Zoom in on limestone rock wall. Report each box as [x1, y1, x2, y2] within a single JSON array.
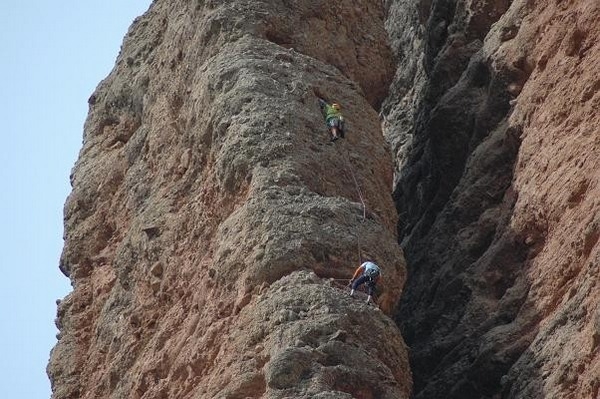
[[48, 1, 411, 398], [384, 0, 599, 398]]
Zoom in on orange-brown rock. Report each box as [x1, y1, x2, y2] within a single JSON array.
[[48, 1, 409, 399], [386, 0, 599, 398], [49, 0, 600, 398]]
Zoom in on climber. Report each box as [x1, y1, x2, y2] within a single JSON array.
[[349, 259, 381, 304], [318, 97, 345, 142]]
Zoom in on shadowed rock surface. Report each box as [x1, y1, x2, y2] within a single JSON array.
[[384, 0, 599, 398], [48, 1, 410, 398]]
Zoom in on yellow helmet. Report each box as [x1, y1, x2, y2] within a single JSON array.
[[332, 103, 341, 110]]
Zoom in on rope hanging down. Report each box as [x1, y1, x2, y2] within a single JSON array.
[[338, 141, 368, 264], [343, 147, 367, 222]]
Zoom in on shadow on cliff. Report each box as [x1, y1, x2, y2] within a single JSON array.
[[387, 18, 545, 396]]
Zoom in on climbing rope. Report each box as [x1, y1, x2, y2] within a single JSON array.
[[342, 145, 367, 222], [338, 140, 368, 265]]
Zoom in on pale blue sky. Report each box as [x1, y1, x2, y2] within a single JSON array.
[[0, 2, 152, 397]]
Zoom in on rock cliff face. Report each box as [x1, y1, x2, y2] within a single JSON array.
[[50, 0, 600, 398], [48, 1, 410, 398], [384, 0, 599, 398]]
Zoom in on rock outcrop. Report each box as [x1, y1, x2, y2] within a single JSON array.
[[49, 0, 600, 398], [384, 0, 599, 398], [48, 1, 410, 398]]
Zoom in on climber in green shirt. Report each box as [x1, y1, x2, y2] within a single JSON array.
[[318, 98, 345, 142]]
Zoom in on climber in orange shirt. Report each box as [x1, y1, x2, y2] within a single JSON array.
[[349, 260, 381, 304]]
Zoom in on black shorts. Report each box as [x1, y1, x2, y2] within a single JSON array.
[[327, 117, 342, 128]]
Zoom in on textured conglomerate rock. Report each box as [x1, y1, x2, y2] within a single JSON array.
[[384, 0, 599, 398], [48, 1, 411, 399]]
